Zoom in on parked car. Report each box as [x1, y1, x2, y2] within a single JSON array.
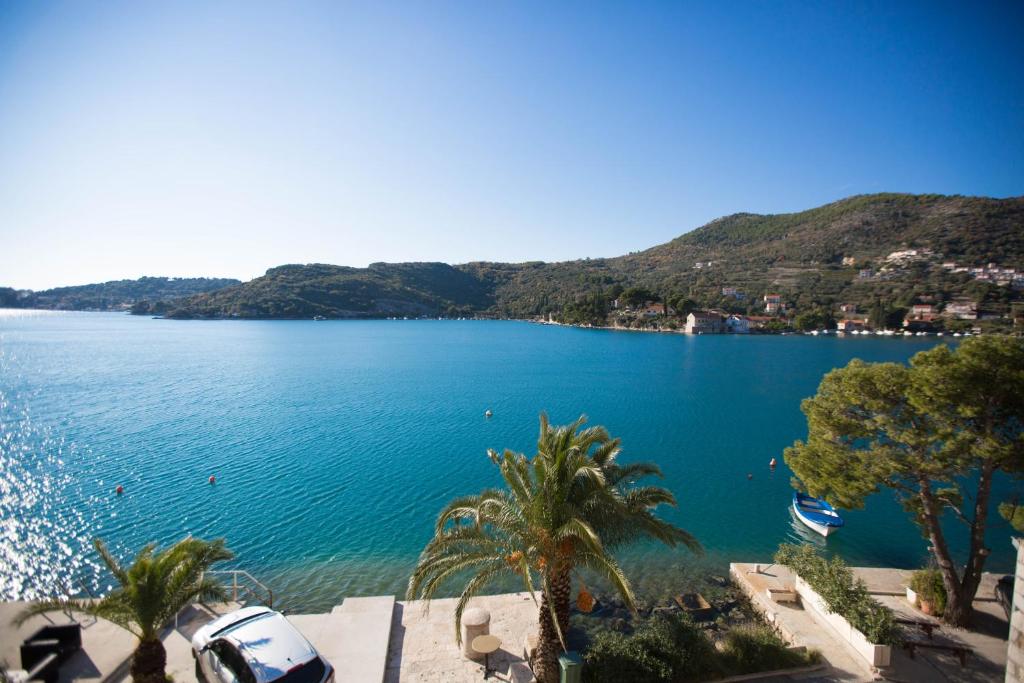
[[192, 607, 334, 683]]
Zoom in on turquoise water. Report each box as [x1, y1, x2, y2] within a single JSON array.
[[0, 311, 1015, 610]]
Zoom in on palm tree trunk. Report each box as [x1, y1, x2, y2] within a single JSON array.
[[533, 570, 572, 683], [130, 638, 167, 683]]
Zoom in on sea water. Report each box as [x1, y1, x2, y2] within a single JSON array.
[[0, 311, 1014, 611]]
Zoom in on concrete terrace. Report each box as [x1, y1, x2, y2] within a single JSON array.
[[1, 593, 537, 683], [731, 563, 1009, 682], [3, 569, 1012, 683]]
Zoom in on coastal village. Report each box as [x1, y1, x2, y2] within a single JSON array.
[[542, 251, 1024, 336]]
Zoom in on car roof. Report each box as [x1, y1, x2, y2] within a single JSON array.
[[219, 611, 318, 683]]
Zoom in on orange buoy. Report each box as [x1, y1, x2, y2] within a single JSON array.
[[209, 475, 216, 484], [769, 458, 777, 468], [116, 485, 124, 495]]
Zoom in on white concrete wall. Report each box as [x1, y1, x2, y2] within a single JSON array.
[[1006, 538, 1024, 683]]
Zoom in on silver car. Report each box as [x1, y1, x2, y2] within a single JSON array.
[[192, 607, 334, 683]]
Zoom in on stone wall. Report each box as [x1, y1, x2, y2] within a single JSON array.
[[1007, 538, 1024, 683]]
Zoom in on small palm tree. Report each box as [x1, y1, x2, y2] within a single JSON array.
[[14, 536, 234, 683], [408, 414, 699, 683]]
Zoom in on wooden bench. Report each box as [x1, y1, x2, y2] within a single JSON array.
[[895, 617, 939, 639], [902, 638, 972, 667]]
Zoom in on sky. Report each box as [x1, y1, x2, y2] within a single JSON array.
[[1, 1, 1022, 290]]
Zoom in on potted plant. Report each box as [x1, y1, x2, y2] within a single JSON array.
[[909, 568, 946, 616]]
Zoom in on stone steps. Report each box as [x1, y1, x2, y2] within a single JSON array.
[[301, 596, 395, 683]]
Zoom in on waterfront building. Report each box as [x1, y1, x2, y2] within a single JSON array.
[[685, 311, 725, 334]]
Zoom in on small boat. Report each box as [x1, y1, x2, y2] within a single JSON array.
[[313, 315, 326, 321], [792, 492, 844, 537]]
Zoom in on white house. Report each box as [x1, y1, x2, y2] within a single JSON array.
[[726, 315, 750, 334], [764, 294, 783, 314]]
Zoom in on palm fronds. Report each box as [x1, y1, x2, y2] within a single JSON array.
[[408, 413, 700, 662]]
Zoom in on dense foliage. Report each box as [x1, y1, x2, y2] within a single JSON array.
[[784, 337, 1024, 625], [582, 613, 816, 682], [582, 613, 717, 683], [774, 544, 900, 645], [1, 277, 239, 312], [103, 193, 1024, 321]]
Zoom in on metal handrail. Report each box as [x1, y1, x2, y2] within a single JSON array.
[[205, 570, 274, 608]]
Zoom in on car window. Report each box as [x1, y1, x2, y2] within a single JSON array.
[[274, 657, 326, 683], [211, 640, 256, 683]]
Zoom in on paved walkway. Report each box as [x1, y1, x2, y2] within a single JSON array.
[[731, 563, 1010, 683], [731, 564, 875, 682], [385, 592, 538, 683]]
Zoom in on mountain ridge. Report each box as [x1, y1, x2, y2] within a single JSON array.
[[0, 276, 241, 312], [7, 193, 1022, 323]]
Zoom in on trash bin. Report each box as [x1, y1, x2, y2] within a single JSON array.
[[461, 608, 491, 659], [559, 651, 582, 683]]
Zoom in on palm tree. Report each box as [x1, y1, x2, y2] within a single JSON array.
[[408, 414, 700, 683], [14, 536, 234, 683]]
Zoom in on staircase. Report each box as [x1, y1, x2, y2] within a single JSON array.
[[290, 596, 395, 683]]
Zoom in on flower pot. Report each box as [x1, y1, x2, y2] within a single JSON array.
[[919, 599, 934, 616]]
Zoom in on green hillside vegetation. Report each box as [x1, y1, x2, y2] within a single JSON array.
[[45, 193, 1024, 324], [477, 193, 1024, 324], [137, 262, 493, 319], [1, 277, 240, 312]]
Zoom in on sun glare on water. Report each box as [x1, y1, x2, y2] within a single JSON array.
[[0, 349, 103, 600]]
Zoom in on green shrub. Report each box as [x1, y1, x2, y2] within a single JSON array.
[[582, 613, 717, 683], [774, 544, 900, 645], [718, 624, 819, 675], [909, 568, 947, 613]]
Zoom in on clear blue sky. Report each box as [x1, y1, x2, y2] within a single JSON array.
[[1, 1, 1022, 290]]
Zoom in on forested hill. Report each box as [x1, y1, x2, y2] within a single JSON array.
[[135, 263, 494, 319], [132, 192, 1023, 321], [0, 277, 240, 312], [476, 193, 1024, 320]]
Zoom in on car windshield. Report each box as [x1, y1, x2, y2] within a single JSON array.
[[273, 657, 325, 683]]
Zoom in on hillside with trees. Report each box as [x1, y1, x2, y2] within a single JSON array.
[[29, 193, 1022, 324], [1, 277, 240, 312], [474, 193, 1024, 324], [133, 262, 493, 319]]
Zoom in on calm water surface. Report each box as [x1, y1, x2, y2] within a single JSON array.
[[0, 311, 1014, 610]]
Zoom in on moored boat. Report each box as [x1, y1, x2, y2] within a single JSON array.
[[792, 491, 844, 537]]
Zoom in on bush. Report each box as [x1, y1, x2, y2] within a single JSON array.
[[909, 568, 947, 613], [582, 613, 717, 683], [718, 624, 819, 675], [774, 544, 900, 645]]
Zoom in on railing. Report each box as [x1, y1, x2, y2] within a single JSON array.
[[205, 570, 274, 608]]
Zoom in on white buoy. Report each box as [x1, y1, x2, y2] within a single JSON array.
[[485, 409, 493, 418]]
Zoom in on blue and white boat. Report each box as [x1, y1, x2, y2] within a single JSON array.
[[792, 492, 844, 537]]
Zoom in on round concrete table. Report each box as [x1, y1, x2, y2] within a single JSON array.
[[471, 634, 501, 679]]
